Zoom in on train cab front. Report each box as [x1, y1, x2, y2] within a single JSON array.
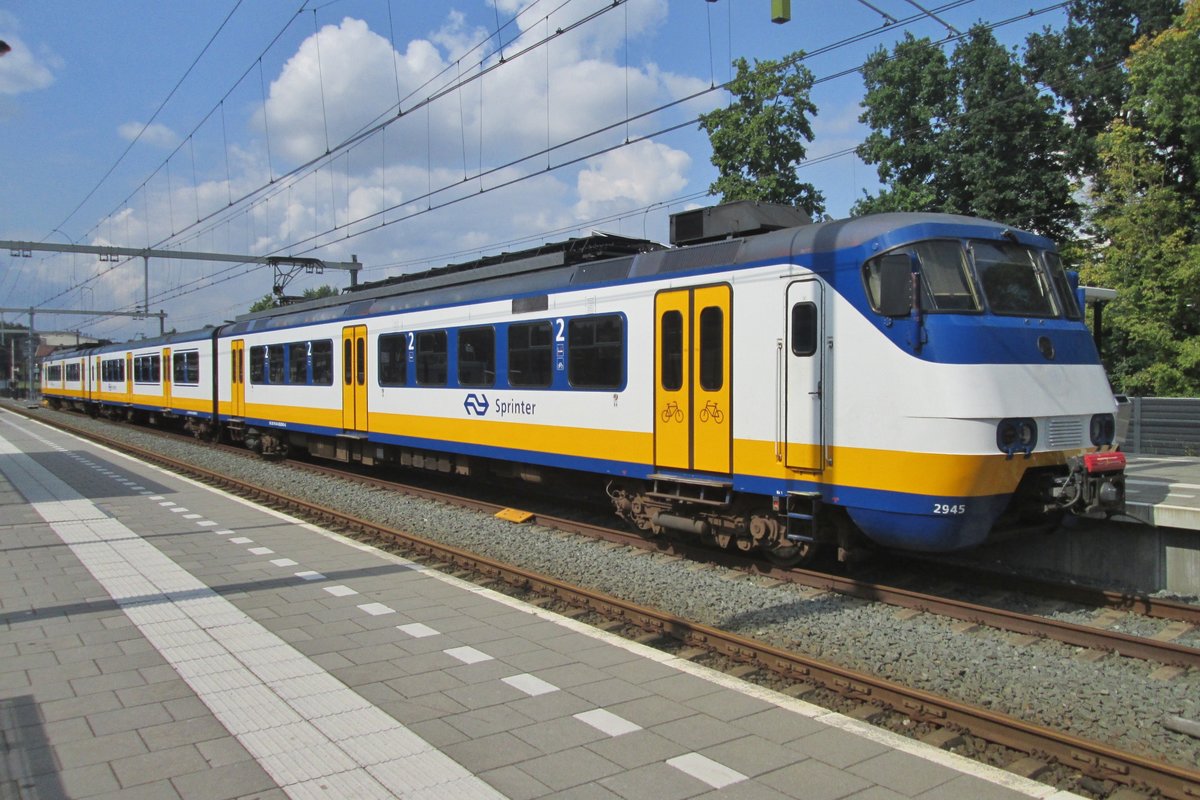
[[1051, 450, 1126, 518]]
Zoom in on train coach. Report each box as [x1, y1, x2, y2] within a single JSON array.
[[41, 201, 1126, 564]]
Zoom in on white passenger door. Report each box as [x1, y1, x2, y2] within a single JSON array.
[[784, 279, 826, 472]]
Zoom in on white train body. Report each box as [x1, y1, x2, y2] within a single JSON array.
[[42, 204, 1124, 559]]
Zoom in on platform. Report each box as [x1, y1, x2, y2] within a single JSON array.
[[1125, 455, 1200, 532], [0, 411, 1078, 799]]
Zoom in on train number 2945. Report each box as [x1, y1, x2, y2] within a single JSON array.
[[933, 503, 967, 515]]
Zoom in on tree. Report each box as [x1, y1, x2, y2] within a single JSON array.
[[247, 284, 340, 313], [1024, 0, 1182, 180], [854, 27, 1079, 242], [854, 33, 955, 216], [1086, 0, 1200, 395], [699, 52, 825, 217]]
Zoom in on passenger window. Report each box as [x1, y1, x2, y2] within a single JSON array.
[[311, 340, 333, 385], [508, 322, 552, 388], [458, 326, 495, 387], [792, 303, 817, 357], [569, 315, 623, 389], [288, 342, 308, 384], [251, 346, 266, 384], [173, 351, 200, 385], [343, 339, 352, 385], [267, 344, 285, 384], [660, 310, 683, 391], [698, 306, 723, 391], [416, 330, 448, 386], [378, 333, 407, 387]]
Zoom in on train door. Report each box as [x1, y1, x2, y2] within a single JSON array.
[[230, 340, 245, 418], [654, 285, 732, 474], [82, 358, 91, 402], [124, 353, 133, 403], [784, 279, 825, 472], [341, 325, 368, 432], [92, 356, 100, 403], [162, 348, 172, 408]]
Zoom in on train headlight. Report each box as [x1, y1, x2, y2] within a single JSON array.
[[996, 418, 1037, 458], [1089, 413, 1116, 446]]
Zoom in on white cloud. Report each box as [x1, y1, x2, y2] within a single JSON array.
[[262, 17, 448, 166], [574, 139, 690, 219], [79, 3, 709, 340], [0, 30, 60, 95], [118, 121, 179, 149]]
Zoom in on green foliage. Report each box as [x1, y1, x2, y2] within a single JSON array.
[[247, 284, 339, 313], [698, 52, 825, 217], [1024, 0, 1182, 178], [1087, 0, 1200, 395], [854, 27, 1079, 241], [854, 34, 954, 216], [248, 294, 276, 313], [301, 284, 340, 301]]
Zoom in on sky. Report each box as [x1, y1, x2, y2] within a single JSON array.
[[0, 0, 1069, 342]]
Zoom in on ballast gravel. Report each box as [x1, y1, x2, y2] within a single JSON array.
[[20, 406, 1200, 772]]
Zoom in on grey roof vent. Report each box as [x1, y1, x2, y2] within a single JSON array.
[[669, 200, 812, 246]]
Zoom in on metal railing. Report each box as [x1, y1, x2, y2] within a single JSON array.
[[1119, 397, 1200, 456]]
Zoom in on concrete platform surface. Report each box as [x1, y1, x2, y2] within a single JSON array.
[[1126, 455, 1200, 532], [0, 411, 1083, 799]]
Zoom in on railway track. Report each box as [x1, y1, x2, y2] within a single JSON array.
[[265, 455, 1200, 667], [10, 402, 1200, 799]]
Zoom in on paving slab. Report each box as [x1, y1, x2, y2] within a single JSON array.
[[0, 412, 1087, 800]]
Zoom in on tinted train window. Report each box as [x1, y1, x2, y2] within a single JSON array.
[[173, 351, 200, 385], [792, 303, 817, 357], [311, 340, 333, 385], [47, 365, 62, 382], [378, 333, 407, 387], [458, 327, 495, 387], [864, 241, 980, 314], [288, 343, 308, 384], [66, 363, 80, 382], [133, 354, 161, 384], [102, 358, 125, 382], [972, 240, 1059, 317], [698, 306, 723, 391], [660, 310, 683, 391], [568, 315, 623, 389], [416, 331, 448, 386], [250, 346, 266, 384], [267, 344, 285, 384], [1043, 251, 1082, 320], [508, 322, 552, 388]]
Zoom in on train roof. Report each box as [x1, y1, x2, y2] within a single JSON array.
[[44, 327, 216, 361], [217, 207, 1054, 336]]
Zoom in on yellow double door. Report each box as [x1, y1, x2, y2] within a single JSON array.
[[654, 285, 732, 475]]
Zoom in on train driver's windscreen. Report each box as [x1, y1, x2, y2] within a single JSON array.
[[911, 240, 980, 312], [970, 240, 1063, 318], [865, 238, 1080, 320]]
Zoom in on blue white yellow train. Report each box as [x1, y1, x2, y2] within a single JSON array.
[[39, 201, 1126, 564]]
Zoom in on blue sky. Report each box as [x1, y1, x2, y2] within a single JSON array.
[[0, 0, 1067, 341]]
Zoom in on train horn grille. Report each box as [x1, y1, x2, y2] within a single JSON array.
[[1046, 418, 1084, 449]]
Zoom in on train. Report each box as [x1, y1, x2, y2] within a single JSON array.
[[39, 201, 1126, 564]]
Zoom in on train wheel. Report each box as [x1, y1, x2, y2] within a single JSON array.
[[763, 540, 818, 567]]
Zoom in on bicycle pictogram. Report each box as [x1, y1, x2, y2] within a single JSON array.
[[700, 401, 724, 423], [661, 401, 684, 423]]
